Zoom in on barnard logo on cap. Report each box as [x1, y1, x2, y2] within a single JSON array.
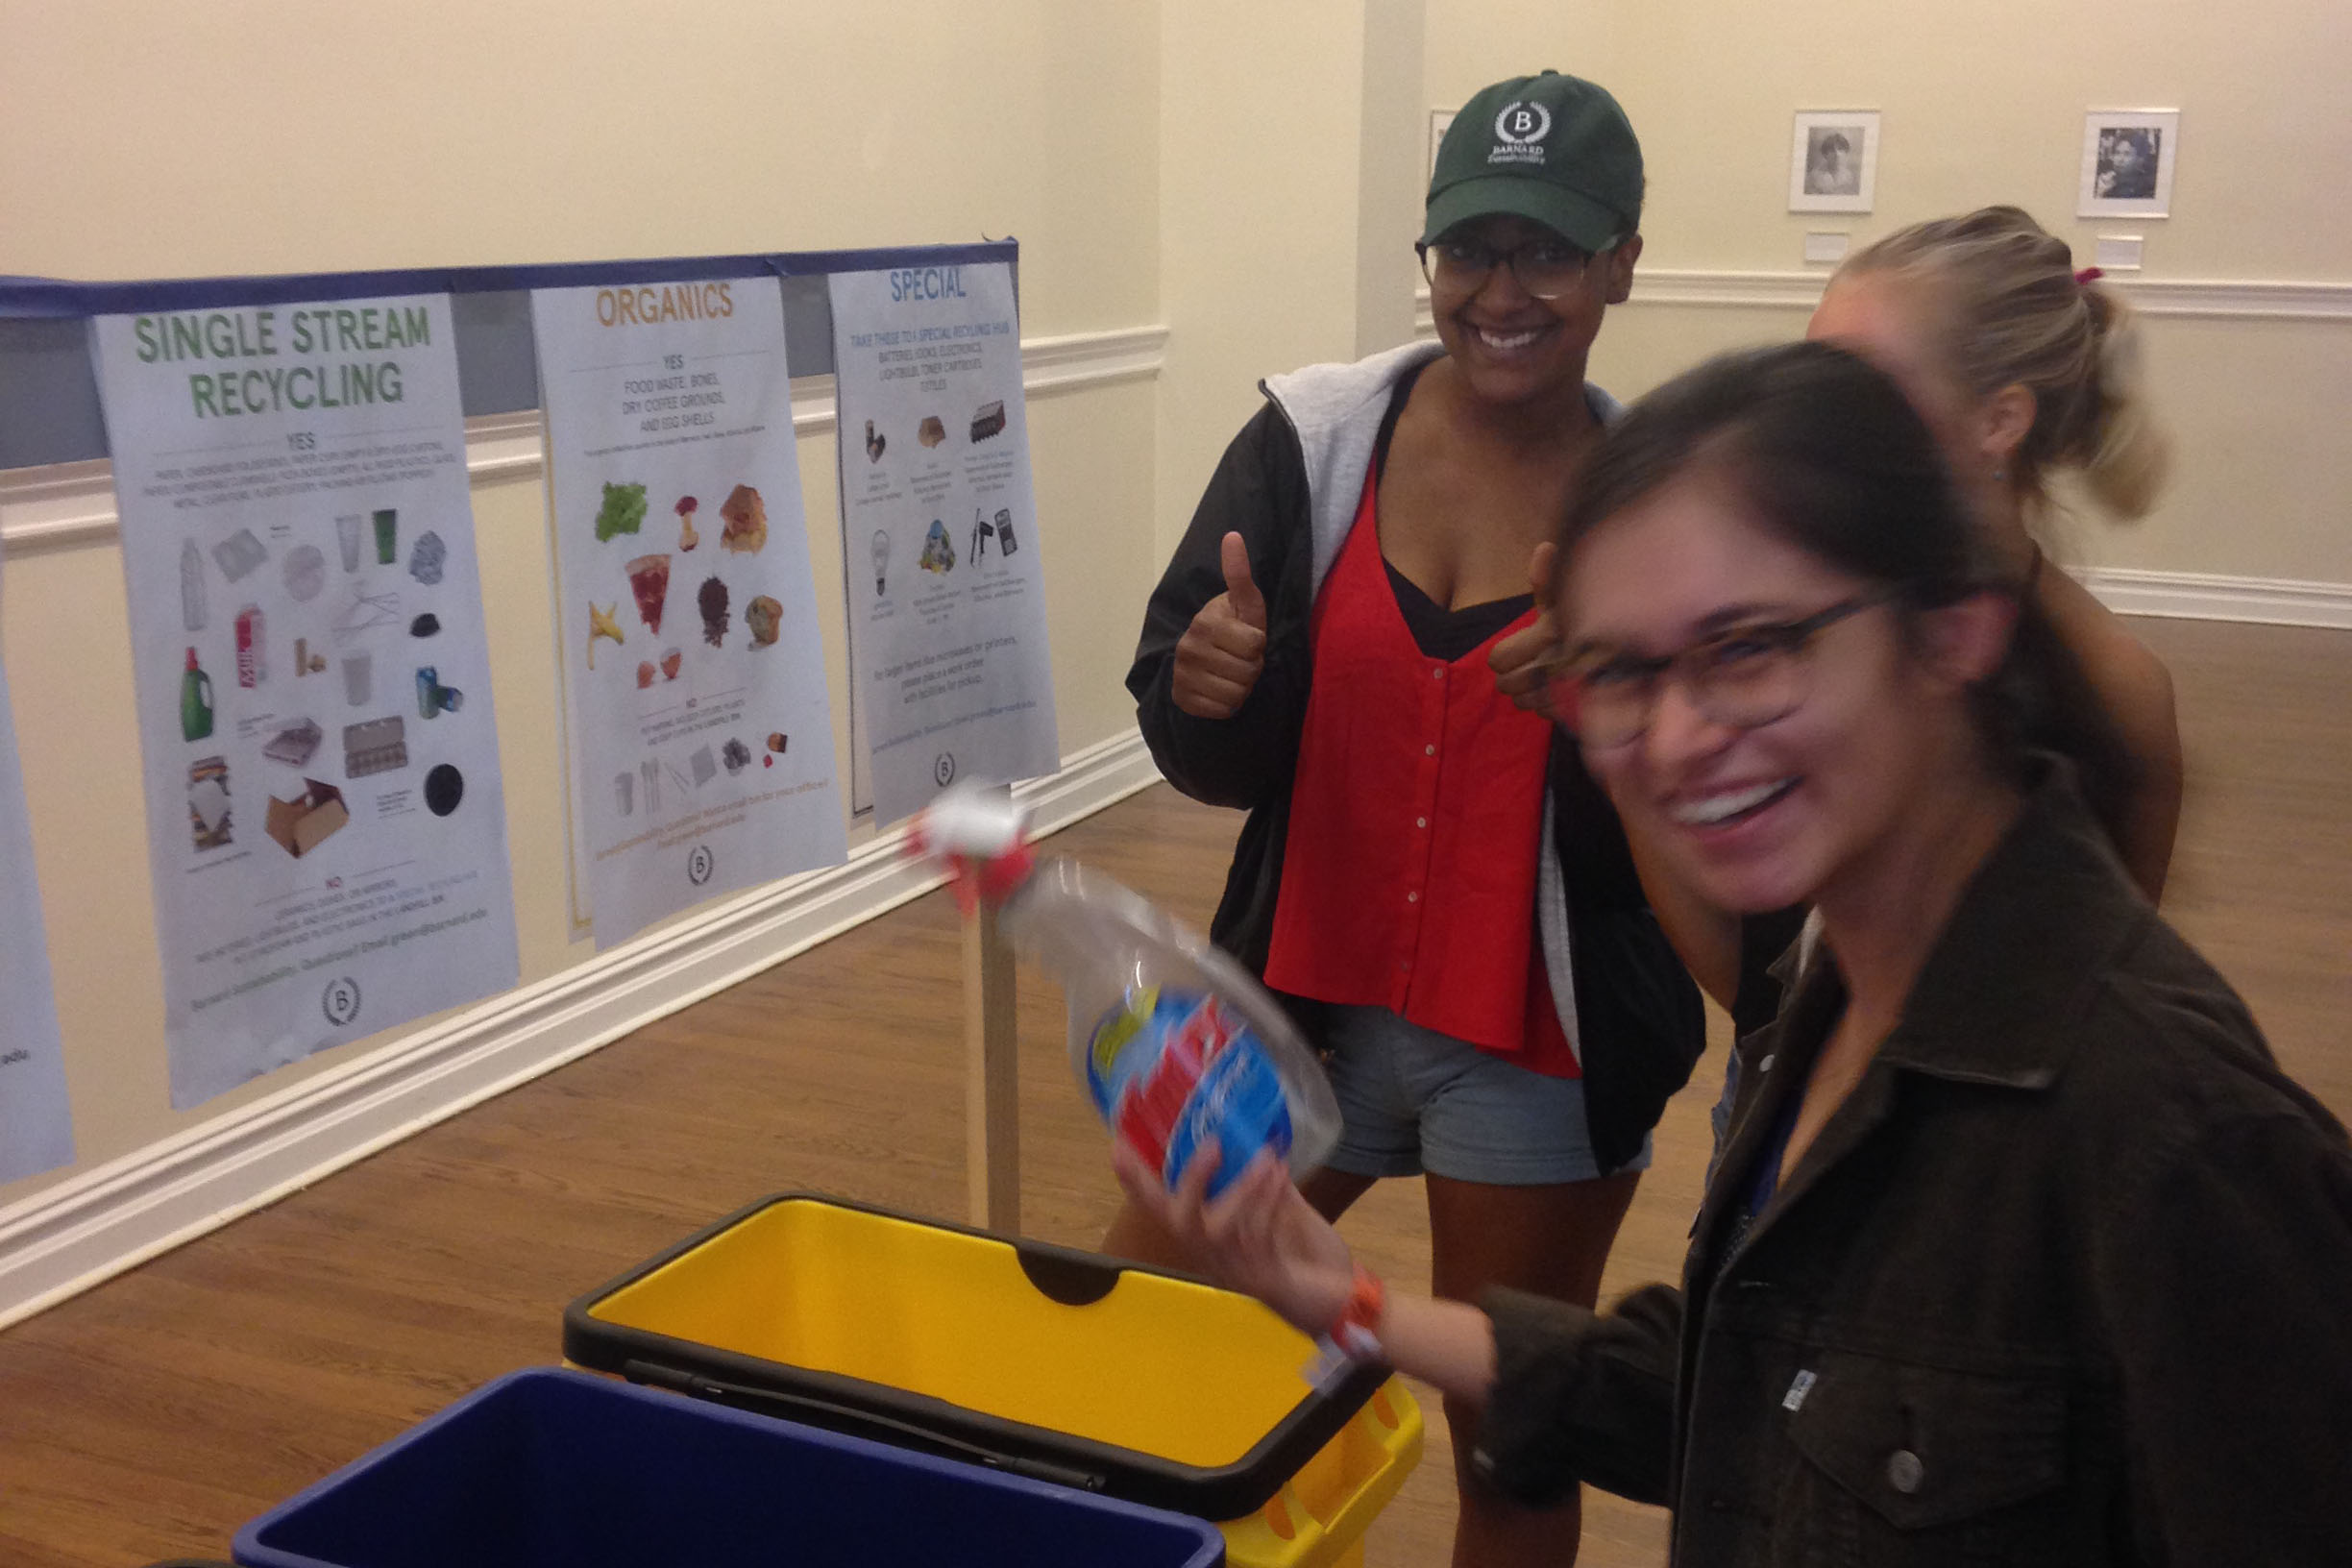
[[1490, 100, 1551, 166]]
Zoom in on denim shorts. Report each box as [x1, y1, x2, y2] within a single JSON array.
[[1316, 1004, 1650, 1186]]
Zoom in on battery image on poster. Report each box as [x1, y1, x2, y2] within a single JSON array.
[[0, 591, 75, 1184], [91, 294, 520, 1110], [532, 278, 847, 947], [829, 262, 1058, 825]]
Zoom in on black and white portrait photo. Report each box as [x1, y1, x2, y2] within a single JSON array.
[[2095, 128, 2159, 199], [1789, 110, 1878, 212], [2080, 110, 2179, 217], [1803, 128, 1864, 195]]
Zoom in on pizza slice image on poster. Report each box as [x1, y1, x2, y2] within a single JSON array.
[[829, 261, 1058, 824], [91, 293, 521, 1109], [532, 277, 847, 948]]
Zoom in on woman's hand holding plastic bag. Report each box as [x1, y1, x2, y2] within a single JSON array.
[[1112, 1142, 1356, 1339]]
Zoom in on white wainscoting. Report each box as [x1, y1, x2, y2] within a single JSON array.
[[1414, 275, 2352, 629], [1414, 273, 2352, 328], [0, 324, 1172, 556], [0, 727, 1164, 1331]]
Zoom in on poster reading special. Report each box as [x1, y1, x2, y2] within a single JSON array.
[[92, 295, 520, 1110], [829, 262, 1058, 824], [532, 278, 846, 946], [0, 576, 74, 1184]]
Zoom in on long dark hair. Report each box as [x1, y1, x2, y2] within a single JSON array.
[[1556, 341, 2139, 840]]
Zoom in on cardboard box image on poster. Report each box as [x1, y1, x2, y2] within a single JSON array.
[[829, 262, 1058, 825], [532, 278, 847, 948], [91, 293, 520, 1109], [0, 576, 75, 1184]]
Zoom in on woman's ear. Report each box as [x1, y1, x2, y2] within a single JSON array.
[[1603, 234, 1643, 305], [1915, 590, 2019, 690], [1980, 382, 2036, 472]]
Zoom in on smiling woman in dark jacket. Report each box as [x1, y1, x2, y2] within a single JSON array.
[[1120, 342, 2352, 1565]]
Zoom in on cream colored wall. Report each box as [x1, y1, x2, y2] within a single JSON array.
[[0, 1, 1163, 1208], [1153, 0, 1431, 560], [1427, 0, 2352, 585], [0, 2, 1160, 334]]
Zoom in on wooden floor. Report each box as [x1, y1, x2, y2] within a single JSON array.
[[3, 617, 2347, 1568]]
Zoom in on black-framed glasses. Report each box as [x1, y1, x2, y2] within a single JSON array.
[[1416, 233, 1609, 301], [1543, 596, 1888, 748]]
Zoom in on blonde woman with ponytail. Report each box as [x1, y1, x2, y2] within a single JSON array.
[[1649, 207, 2183, 1031], [1806, 206, 2181, 898]]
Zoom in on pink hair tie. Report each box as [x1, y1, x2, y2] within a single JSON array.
[[2074, 266, 2104, 286]]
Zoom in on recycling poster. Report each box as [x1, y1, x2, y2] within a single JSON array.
[[532, 278, 847, 947], [91, 294, 521, 1109], [828, 262, 1058, 824], [0, 574, 74, 1184]]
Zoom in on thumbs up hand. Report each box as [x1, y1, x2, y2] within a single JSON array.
[[1489, 540, 1563, 715], [1172, 533, 1270, 719]]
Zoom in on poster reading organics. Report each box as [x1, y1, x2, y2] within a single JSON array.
[[533, 278, 847, 946], [0, 577, 74, 1185], [93, 295, 521, 1110], [829, 262, 1058, 824]]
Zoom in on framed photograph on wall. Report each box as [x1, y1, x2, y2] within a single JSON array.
[[1789, 110, 1879, 213], [2079, 110, 2179, 218]]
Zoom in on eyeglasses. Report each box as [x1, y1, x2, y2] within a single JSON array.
[[1544, 596, 1888, 748], [1416, 234, 1608, 301]]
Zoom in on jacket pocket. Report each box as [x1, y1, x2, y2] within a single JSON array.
[[1776, 1353, 2081, 1565]]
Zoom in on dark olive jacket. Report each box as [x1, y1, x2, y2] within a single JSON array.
[[1474, 768, 2352, 1564]]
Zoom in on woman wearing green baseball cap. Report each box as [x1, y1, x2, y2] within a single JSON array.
[[1120, 71, 1686, 1566]]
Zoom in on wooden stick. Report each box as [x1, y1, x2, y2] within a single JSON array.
[[964, 900, 1019, 1232]]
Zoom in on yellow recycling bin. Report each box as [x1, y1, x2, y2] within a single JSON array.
[[565, 1194, 1422, 1568]]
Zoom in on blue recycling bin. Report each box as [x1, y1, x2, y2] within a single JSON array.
[[231, 1367, 1224, 1568]]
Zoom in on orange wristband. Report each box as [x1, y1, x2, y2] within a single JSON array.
[[1329, 1261, 1385, 1362]]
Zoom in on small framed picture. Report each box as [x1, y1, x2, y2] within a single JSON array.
[[2078, 110, 2179, 218], [1428, 109, 1456, 184], [1789, 110, 1879, 213]]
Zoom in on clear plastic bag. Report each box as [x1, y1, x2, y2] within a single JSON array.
[[912, 790, 1339, 1197]]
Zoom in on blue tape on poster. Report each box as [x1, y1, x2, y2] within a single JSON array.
[[0, 241, 1016, 470]]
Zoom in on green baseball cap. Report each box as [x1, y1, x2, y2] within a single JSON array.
[[1424, 71, 1644, 253]]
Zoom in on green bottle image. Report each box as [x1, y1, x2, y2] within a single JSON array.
[[180, 647, 214, 742]]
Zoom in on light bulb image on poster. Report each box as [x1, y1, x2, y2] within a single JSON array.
[[830, 260, 1058, 824]]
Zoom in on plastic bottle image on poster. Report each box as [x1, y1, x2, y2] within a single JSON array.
[[532, 278, 848, 948], [0, 565, 75, 1184], [91, 294, 521, 1110], [829, 262, 1058, 824]]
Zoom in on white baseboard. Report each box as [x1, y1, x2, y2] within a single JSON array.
[[2080, 566, 2352, 628], [0, 730, 1164, 1332]]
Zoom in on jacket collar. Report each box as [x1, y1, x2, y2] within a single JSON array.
[[1868, 760, 2153, 1090], [1261, 343, 1622, 601]]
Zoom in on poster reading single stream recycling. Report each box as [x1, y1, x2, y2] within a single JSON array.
[[0, 576, 75, 1184], [532, 279, 846, 946], [92, 294, 520, 1110], [829, 262, 1058, 824]]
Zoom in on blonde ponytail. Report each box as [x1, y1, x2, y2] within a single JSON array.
[[2070, 282, 2171, 519], [1840, 206, 2172, 522]]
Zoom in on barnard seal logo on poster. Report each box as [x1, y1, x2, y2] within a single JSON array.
[[1490, 101, 1551, 166]]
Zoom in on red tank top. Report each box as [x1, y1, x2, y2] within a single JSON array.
[[1262, 469, 1580, 1076]]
